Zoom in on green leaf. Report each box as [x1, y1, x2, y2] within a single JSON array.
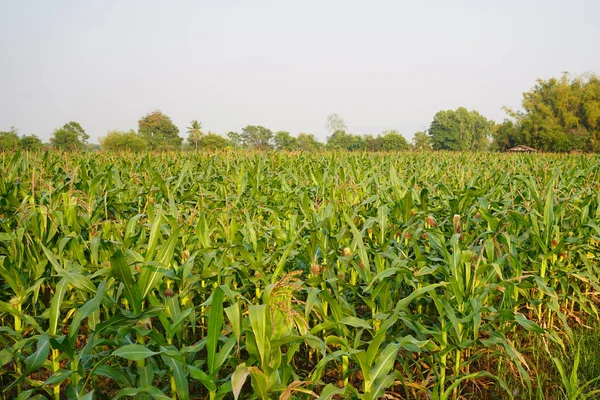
[[317, 384, 345, 400], [110, 249, 142, 314], [248, 305, 270, 368], [25, 334, 50, 374], [139, 227, 179, 298], [207, 286, 225, 375], [339, 317, 372, 330], [114, 386, 170, 400], [161, 350, 189, 400], [44, 369, 73, 385], [112, 344, 158, 361], [69, 280, 106, 339], [49, 279, 68, 336], [515, 313, 545, 334], [189, 365, 217, 392], [369, 343, 400, 385]]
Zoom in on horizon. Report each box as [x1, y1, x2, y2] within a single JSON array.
[[1, 0, 599, 144]]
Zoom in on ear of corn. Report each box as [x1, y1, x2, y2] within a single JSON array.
[[1, 150, 599, 399]]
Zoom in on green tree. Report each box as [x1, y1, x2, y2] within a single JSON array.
[[326, 130, 364, 151], [428, 108, 492, 151], [0, 127, 20, 151], [138, 110, 182, 150], [50, 121, 89, 150], [325, 113, 348, 134], [503, 73, 600, 152], [412, 131, 432, 151], [240, 125, 273, 150], [490, 120, 523, 151], [273, 131, 297, 150], [100, 130, 148, 151], [296, 133, 322, 151], [227, 131, 243, 148], [198, 133, 232, 150], [363, 134, 381, 151], [186, 120, 203, 151], [379, 130, 410, 151], [20, 134, 43, 151]]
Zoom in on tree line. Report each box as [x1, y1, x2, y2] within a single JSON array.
[[1, 72, 598, 153]]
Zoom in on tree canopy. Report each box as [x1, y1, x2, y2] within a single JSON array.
[[240, 125, 273, 149], [325, 113, 348, 134], [138, 110, 182, 150], [198, 133, 232, 150], [100, 130, 148, 151], [494, 73, 600, 152], [428, 108, 492, 151], [412, 131, 432, 151], [0, 128, 20, 151], [50, 121, 89, 150], [186, 120, 203, 150], [326, 130, 364, 150], [296, 133, 322, 151], [273, 131, 297, 150], [20, 134, 43, 151]]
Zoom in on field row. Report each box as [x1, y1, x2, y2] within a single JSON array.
[[1, 151, 600, 399]]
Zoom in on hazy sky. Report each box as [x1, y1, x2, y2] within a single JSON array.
[[1, 0, 599, 143]]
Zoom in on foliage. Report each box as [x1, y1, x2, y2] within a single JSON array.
[[491, 119, 521, 151], [364, 130, 410, 151], [325, 112, 348, 134], [326, 130, 365, 150], [0, 128, 43, 152], [227, 131, 243, 147], [428, 107, 493, 151], [0, 151, 599, 400], [499, 73, 600, 152], [273, 131, 297, 150], [0, 127, 20, 151], [197, 133, 232, 150], [50, 121, 89, 150], [186, 120, 203, 151], [138, 110, 183, 150], [412, 130, 432, 151], [20, 134, 43, 151], [100, 130, 148, 151], [240, 125, 273, 149], [296, 133, 322, 151]]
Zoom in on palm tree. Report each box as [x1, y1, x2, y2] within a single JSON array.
[[186, 120, 203, 151]]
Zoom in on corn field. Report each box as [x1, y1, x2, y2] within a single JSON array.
[[1, 151, 600, 400]]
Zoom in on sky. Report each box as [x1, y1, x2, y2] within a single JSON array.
[[1, 0, 599, 144]]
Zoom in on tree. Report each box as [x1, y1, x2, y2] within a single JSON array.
[[363, 134, 381, 151], [273, 131, 297, 150], [502, 73, 600, 152], [50, 121, 89, 150], [0, 127, 20, 151], [412, 131, 432, 151], [240, 125, 273, 150], [100, 130, 148, 151], [186, 120, 203, 151], [325, 113, 348, 134], [138, 110, 182, 150], [296, 133, 322, 151], [198, 133, 232, 150], [20, 134, 43, 151], [428, 108, 492, 151], [227, 131, 243, 148], [379, 130, 410, 151], [490, 120, 522, 151], [326, 130, 364, 151]]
